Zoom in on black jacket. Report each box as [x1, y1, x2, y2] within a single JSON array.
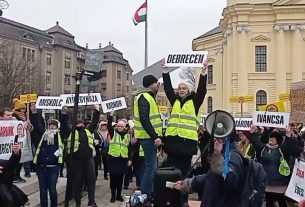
[[137, 91, 161, 140], [162, 72, 207, 156], [0, 152, 21, 186]]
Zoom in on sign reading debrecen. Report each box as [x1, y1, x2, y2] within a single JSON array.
[[290, 81, 305, 123], [101, 97, 127, 113], [252, 111, 290, 128], [164, 51, 208, 67], [234, 118, 252, 131], [36, 96, 66, 109], [60, 93, 102, 107]]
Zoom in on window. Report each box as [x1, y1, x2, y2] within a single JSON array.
[[27, 48, 31, 60], [255, 46, 267, 72], [46, 72, 51, 83], [208, 65, 213, 84], [256, 90, 267, 110], [101, 70, 107, 78], [126, 86, 129, 93], [64, 90, 70, 94], [117, 69, 121, 79], [101, 83, 106, 91], [117, 83, 121, 91], [64, 75, 70, 85], [45, 91, 50, 96], [46, 53, 52, 65], [126, 72, 130, 81], [31, 50, 35, 62], [22, 48, 26, 58], [65, 58, 71, 68], [207, 96, 213, 113]]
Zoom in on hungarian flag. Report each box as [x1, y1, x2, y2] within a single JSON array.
[[133, 2, 147, 25]]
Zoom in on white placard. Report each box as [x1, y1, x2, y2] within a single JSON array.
[[201, 114, 208, 124], [36, 96, 66, 109], [60, 93, 102, 107], [252, 111, 290, 128], [285, 159, 305, 202], [0, 120, 27, 160], [234, 118, 252, 131], [101, 97, 127, 113], [164, 51, 208, 68]]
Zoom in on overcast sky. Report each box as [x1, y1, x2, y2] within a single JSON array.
[[3, 0, 226, 73]]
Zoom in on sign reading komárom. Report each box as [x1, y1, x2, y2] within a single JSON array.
[[164, 51, 208, 67], [101, 97, 127, 113], [36, 96, 65, 109], [60, 93, 102, 107], [252, 111, 290, 128]]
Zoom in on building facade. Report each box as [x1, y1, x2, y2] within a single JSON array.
[[193, 0, 305, 117]]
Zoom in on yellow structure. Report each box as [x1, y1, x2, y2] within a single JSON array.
[[193, 0, 305, 117]]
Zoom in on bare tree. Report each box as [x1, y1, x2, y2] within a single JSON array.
[[0, 40, 39, 107], [179, 67, 195, 86]]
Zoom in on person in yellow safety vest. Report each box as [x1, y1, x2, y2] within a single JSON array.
[[133, 75, 163, 201], [32, 117, 64, 207], [162, 63, 208, 207], [66, 104, 100, 207], [106, 111, 132, 203], [236, 131, 255, 159]]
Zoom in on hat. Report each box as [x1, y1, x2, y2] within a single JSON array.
[[76, 118, 84, 125], [48, 119, 59, 128], [178, 81, 194, 93], [128, 120, 134, 129], [269, 131, 284, 145], [143, 75, 158, 88], [13, 99, 26, 110]]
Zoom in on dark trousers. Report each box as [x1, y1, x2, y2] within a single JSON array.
[[14, 163, 22, 178], [36, 165, 60, 207], [71, 157, 96, 206], [167, 154, 192, 204], [110, 174, 124, 198], [101, 153, 109, 178], [124, 166, 133, 187], [94, 153, 102, 179], [265, 192, 287, 207], [23, 162, 31, 174], [133, 156, 145, 188]]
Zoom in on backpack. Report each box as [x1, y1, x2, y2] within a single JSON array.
[[240, 157, 267, 207]]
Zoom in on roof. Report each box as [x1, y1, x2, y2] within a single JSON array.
[[194, 26, 223, 40], [0, 17, 53, 48], [132, 60, 177, 88], [45, 22, 74, 38], [102, 43, 122, 54]]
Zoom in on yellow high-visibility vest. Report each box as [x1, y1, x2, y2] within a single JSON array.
[[67, 129, 94, 154], [165, 99, 200, 141], [108, 132, 130, 158], [134, 92, 162, 139]]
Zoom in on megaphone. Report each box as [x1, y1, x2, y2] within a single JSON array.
[[205, 110, 235, 139]]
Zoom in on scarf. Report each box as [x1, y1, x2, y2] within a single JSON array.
[[42, 129, 59, 145]]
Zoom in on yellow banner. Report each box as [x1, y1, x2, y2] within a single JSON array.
[[230, 96, 239, 103], [279, 92, 290, 102], [20, 94, 37, 103], [258, 101, 286, 112], [159, 106, 168, 113], [244, 95, 254, 103]]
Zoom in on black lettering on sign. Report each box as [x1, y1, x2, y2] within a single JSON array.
[[180, 55, 186, 63], [295, 183, 304, 197], [39, 99, 62, 107], [167, 55, 173, 63], [257, 114, 284, 125], [199, 54, 204, 64], [0, 142, 12, 155], [66, 97, 74, 105], [106, 100, 123, 110], [235, 120, 252, 128], [185, 54, 190, 63], [175, 55, 181, 63], [189, 54, 195, 63]]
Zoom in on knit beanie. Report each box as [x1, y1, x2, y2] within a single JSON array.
[[178, 81, 194, 93], [13, 99, 26, 110], [143, 75, 158, 88]]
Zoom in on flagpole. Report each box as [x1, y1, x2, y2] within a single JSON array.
[[144, 0, 148, 69]]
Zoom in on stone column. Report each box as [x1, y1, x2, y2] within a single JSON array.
[[290, 24, 305, 82], [225, 28, 233, 113], [274, 24, 289, 98]]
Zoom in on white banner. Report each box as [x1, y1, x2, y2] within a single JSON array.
[[60, 93, 102, 107], [235, 118, 252, 131], [0, 120, 27, 160], [252, 111, 290, 128], [101, 97, 127, 113], [201, 114, 208, 124], [164, 51, 208, 68], [285, 159, 305, 202], [36, 96, 66, 109]]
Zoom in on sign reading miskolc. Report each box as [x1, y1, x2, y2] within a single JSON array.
[[252, 111, 290, 128], [164, 51, 208, 68], [35, 96, 66, 110], [60, 93, 102, 107], [101, 97, 127, 113]]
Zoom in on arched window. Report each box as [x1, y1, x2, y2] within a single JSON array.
[[256, 90, 267, 110], [208, 96, 213, 113], [208, 65, 213, 84]]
